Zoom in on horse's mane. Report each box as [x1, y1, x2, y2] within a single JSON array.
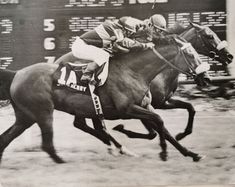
[[153, 34, 186, 47], [166, 21, 192, 35]]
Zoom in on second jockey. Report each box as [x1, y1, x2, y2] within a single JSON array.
[[71, 14, 167, 84]]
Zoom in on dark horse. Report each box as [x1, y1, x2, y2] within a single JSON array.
[[54, 22, 233, 152], [0, 35, 206, 163], [112, 22, 233, 141]]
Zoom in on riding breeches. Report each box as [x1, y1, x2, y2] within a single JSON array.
[[71, 37, 110, 66]]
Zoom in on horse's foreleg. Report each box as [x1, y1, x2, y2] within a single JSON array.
[[91, 118, 122, 148], [91, 118, 138, 157], [160, 98, 195, 141], [163, 127, 203, 162], [74, 117, 137, 156], [0, 119, 33, 163], [74, 117, 112, 146], [38, 116, 65, 164], [126, 105, 167, 161], [141, 120, 202, 162]]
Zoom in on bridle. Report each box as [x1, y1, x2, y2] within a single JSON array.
[[151, 40, 198, 77]]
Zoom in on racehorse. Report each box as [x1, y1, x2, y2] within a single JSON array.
[[112, 22, 233, 141], [0, 35, 206, 163], [54, 22, 233, 151]]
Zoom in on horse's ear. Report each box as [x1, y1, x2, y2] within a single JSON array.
[[188, 20, 202, 29], [174, 37, 184, 47], [188, 19, 194, 26]]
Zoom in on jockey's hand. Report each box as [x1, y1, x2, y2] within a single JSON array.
[[144, 42, 155, 49], [121, 38, 136, 48], [110, 36, 117, 42]]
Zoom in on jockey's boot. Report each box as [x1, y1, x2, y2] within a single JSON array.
[[80, 61, 99, 84]]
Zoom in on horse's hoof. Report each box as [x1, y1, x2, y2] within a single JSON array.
[[56, 159, 66, 164], [113, 124, 124, 131], [107, 145, 120, 157], [193, 154, 206, 162], [159, 152, 168, 161], [120, 146, 139, 157], [175, 133, 186, 141], [53, 156, 66, 164]]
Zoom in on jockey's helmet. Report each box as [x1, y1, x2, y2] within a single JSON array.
[[117, 16, 143, 36], [149, 14, 167, 31]]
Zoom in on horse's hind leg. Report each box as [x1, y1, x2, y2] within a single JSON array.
[[113, 119, 157, 140], [160, 98, 196, 141], [37, 115, 65, 163], [0, 117, 34, 163]]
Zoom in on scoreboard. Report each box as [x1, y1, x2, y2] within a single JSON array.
[[0, 0, 227, 77]]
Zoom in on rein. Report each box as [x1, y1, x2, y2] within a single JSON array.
[[151, 45, 196, 77]]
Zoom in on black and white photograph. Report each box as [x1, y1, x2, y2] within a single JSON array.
[[0, 0, 235, 186]]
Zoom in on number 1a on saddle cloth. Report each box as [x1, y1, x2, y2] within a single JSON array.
[[53, 63, 89, 94], [53, 62, 108, 93]]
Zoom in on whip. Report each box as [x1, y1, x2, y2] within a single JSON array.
[[151, 0, 157, 9]]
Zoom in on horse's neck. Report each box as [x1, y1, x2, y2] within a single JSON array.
[[156, 67, 180, 85], [111, 45, 177, 84]]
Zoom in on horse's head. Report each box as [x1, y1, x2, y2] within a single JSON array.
[[153, 35, 210, 79], [183, 22, 233, 66]]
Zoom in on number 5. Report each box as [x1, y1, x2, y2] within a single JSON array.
[[44, 19, 55, 31]]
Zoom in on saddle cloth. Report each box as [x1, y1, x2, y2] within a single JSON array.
[[53, 61, 109, 94]]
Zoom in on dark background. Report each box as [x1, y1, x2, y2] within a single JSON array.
[[0, 0, 227, 77]]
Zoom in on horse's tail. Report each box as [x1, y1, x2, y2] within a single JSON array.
[[0, 69, 16, 100]]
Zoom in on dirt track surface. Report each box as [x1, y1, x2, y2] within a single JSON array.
[[0, 95, 235, 187]]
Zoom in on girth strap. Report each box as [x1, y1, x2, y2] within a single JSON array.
[[88, 80, 108, 134], [88, 82, 104, 117]]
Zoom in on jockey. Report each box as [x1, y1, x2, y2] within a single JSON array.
[[143, 14, 167, 41], [71, 16, 154, 84]]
